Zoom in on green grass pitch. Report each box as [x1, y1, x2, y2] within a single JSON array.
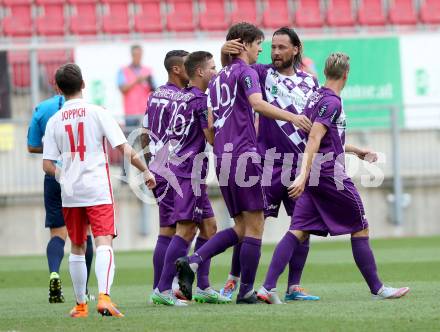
[[0, 236, 439, 331]]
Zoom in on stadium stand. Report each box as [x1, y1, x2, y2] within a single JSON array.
[[133, 0, 163, 33], [1, 1, 439, 39], [230, 0, 258, 25], [7, 50, 73, 90], [35, 0, 65, 36], [389, 0, 417, 26], [102, 0, 131, 34], [295, 0, 323, 28], [420, 0, 440, 24], [262, 0, 290, 29], [166, 0, 196, 32], [38, 50, 73, 85], [68, 0, 100, 35], [8, 51, 31, 90], [198, 0, 229, 31], [357, 0, 387, 26], [326, 0, 355, 27], [2, 0, 33, 37]]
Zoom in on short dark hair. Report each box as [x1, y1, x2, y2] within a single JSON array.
[[184, 51, 213, 78], [131, 44, 142, 53], [164, 50, 190, 73], [55, 63, 83, 96], [226, 22, 264, 44], [273, 27, 303, 70]]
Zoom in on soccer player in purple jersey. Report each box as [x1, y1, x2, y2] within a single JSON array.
[[141, 50, 191, 300], [175, 22, 312, 304], [259, 53, 410, 302], [218, 27, 320, 302], [151, 51, 229, 306]]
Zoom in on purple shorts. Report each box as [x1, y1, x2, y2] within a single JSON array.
[[263, 163, 296, 219], [216, 156, 266, 218], [292, 177, 369, 236], [172, 177, 214, 224], [151, 174, 176, 228]]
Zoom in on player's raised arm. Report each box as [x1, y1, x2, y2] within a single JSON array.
[[247, 92, 312, 132], [221, 39, 244, 67]]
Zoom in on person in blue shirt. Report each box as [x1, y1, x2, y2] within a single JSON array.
[[27, 94, 94, 303]]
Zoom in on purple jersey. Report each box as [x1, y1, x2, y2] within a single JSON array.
[[143, 82, 180, 161], [208, 58, 261, 157], [167, 86, 209, 178], [303, 86, 346, 176], [253, 64, 319, 164]]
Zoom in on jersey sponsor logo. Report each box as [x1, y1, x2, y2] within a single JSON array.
[[319, 105, 327, 117], [244, 76, 253, 89], [270, 85, 278, 96], [307, 91, 323, 108], [267, 204, 279, 210]]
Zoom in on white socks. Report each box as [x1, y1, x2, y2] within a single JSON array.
[[228, 274, 240, 282], [95, 245, 115, 295], [69, 254, 87, 304]]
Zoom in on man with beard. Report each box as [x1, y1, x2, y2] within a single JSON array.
[[218, 27, 320, 303]]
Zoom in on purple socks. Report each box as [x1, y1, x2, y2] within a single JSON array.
[[152, 235, 172, 289], [238, 237, 262, 297], [189, 228, 239, 266], [287, 237, 310, 287], [351, 237, 383, 294], [263, 232, 300, 291], [194, 237, 210, 290], [157, 235, 189, 292]]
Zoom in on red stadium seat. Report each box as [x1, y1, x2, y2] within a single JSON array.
[[134, 0, 163, 33], [389, 0, 417, 25], [166, 0, 195, 32], [262, 0, 290, 29], [326, 0, 355, 27], [35, 1, 65, 36], [68, 0, 99, 35], [199, 0, 229, 31], [2, 2, 33, 37], [102, 0, 130, 34], [8, 51, 30, 89], [38, 50, 73, 85], [295, 0, 323, 28], [231, 0, 258, 25], [420, 0, 440, 24], [357, 0, 387, 26]]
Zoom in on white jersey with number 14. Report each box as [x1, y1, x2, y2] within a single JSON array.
[[43, 98, 127, 207]]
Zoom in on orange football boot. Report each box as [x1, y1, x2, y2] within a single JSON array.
[[70, 303, 88, 318], [96, 293, 124, 317]]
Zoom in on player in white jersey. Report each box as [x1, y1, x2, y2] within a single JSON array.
[[43, 64, 156, 318], [218, 27, 320, 302]]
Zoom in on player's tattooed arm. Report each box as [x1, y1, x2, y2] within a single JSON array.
[[203, 107, 215, 145], [345, 144, 378, 163], [221, 39, 244, 67], [288, 122, 327, 198], [248, 93, 312, 132]]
